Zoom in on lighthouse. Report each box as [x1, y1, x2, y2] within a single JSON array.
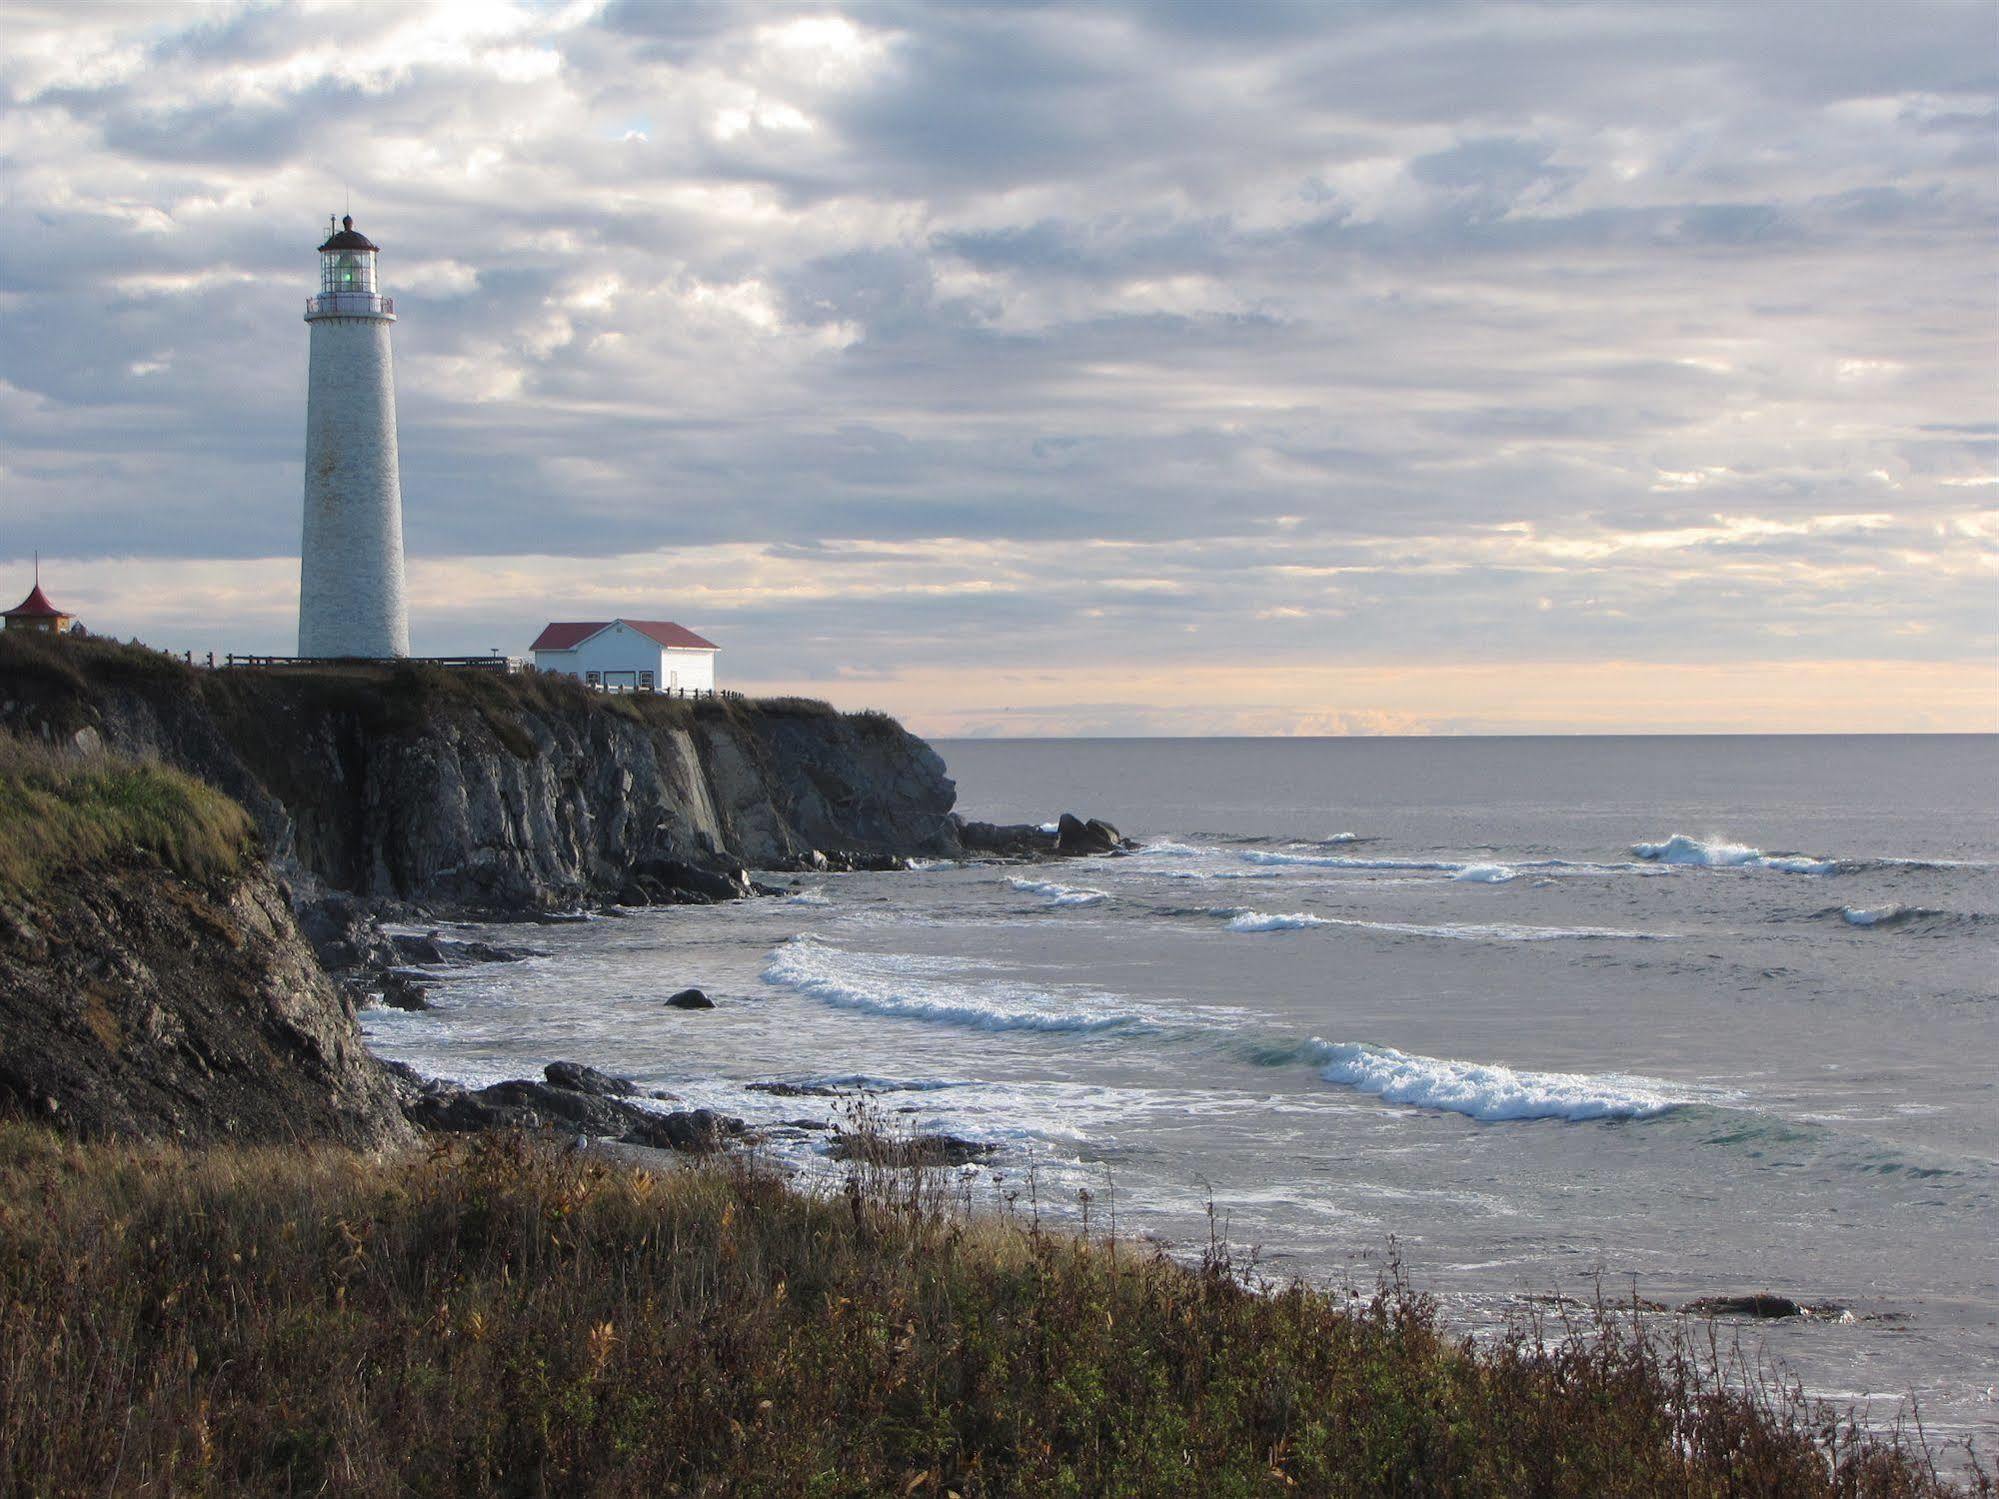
[[297, 214, 410, 658]]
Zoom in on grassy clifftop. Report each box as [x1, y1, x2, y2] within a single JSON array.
[[0, 732, 250, 898], [0, 1126, 1972, 1497], [1, 632, 955, 909], [0, 630, 868, 744]]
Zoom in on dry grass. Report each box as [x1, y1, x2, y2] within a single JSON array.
[[0, 733, 251, 898], [0, 1124, 1980, 1497]]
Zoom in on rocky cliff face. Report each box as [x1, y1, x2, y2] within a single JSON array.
[[0, 851, 413, 1148], [0, 635, 959, 915]]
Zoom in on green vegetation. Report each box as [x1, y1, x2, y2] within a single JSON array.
[[0, 1126, 1976, 1497], [0, 734, 251, 897], [0, 628, 857, 762]]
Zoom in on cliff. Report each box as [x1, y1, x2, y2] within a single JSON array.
[[0, 736, 411, 1147], [0, 633, 959, 915]]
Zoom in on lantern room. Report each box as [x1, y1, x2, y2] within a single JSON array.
[[306, 215, 393, 321]]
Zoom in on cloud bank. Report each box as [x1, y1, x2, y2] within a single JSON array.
[[1, 0, 1993, 733]]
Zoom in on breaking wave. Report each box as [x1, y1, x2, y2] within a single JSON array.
[[1632, 834, 1835, 875], [763, 937, 1148, 1035], [1226, 910, 1330, 932], [1241, 850, 1468, 872], [1828, 905, 1990, 934], [1008, 876, 1109, 907], [1220, 907, 1667, 942], [1239, 849, 1641, 879], [1312, 1041, 1687, 1122]]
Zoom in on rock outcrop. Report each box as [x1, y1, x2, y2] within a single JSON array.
[[0, 635, 959, 916], [1055, 812, 1132, 855], [0, 850, 413, 1149], [391, 1066, 749, 1153]]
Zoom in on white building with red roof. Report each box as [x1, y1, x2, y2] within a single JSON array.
[[528, 619, 718, 692]]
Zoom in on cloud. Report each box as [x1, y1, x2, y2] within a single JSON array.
[[0, 0, 1992, 732]]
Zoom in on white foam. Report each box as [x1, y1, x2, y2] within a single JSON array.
[[763, 936, 1147, 1034], [1157, 868, 1283, 881], [1008, 876, 1109, 907], [905, 857, 958, 871], [1313, 1040, 1685, 1121], [1241, 850, 1466, 872], [1325, 831, 1361, 843], [1219, 908, 1663, 942], [1037, 822, 1060, 834], [1226, 910, 1331, 932], [1134, 840, 1203, 857], [787, 887, 831, 906], [1453, 863, 1517, 884], [1632, 834, 1836, 875]]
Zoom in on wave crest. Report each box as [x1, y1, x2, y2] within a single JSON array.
[[1632, 834, 1835, 875], [1008, 876, 1109, 907], [1313, 1040, 1685, 1121], [1226, 910, 1329, 932], [763, 937, 1146, 1035]]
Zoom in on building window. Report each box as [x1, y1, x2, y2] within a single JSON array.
[[585, 670, 600, 686], [639, 671, 654, 690]]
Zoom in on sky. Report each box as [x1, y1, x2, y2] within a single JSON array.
[[1, 0, 1994, 737]]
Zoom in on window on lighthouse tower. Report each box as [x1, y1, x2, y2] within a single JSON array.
[[320, 249, 377, 296]]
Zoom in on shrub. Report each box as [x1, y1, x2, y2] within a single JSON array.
[[0, 1126, 1979, 1497]]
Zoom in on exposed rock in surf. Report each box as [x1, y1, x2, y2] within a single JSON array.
[[1056, 813, 1130, 855], [379, 972, 431, 1011], [666, 987, 715, 1010], [957, 814, 1136, 860], [1679, 1294, 1839, 1320], [395, 1072, 748, 1153], [828, 1131, 998, 1167], [747, 1080, 847, 1097], [544, 1060, 637, 1097], [954, 820, 1053, 858]]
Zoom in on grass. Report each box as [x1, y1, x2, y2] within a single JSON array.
[[0, 733, 252, 898], [0, 629, 856, 762], [0, 1124, 1978, 1497]]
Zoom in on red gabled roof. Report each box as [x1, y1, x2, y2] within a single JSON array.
[[4, 584, 65, 619], [625, 619, 718, 651], [530, 621, 611, 651], [530, 619, 718, 653]]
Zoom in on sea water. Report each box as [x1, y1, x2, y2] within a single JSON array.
[[364, 734, 1999, 1449]]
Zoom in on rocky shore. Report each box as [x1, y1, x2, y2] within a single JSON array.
[[0, 647, 1130, 1163], [0, 633, 1124, 925]]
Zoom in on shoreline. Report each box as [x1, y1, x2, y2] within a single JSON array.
[[0, 1123, 1982, 1494], [349, 863, 1999, 1466]]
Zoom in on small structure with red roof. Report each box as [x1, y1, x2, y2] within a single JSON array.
[[4, 564, 76, 637], [529, 618, 718, 692]]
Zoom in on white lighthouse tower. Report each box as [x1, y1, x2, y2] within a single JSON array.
[[297, 214, 410, 658]]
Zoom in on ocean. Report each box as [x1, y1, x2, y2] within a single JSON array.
[[364, 734, 1999, 1450]]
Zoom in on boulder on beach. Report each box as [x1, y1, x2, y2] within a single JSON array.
[[544, 1061, 636, 1097], [666, 987, 715, 1010]]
